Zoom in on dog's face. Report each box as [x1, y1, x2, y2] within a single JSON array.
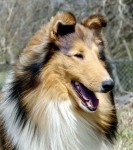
[[49, 13, 114, 112], [20, 12, 114, 114]]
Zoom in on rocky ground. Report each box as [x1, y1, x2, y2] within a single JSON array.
[[114, 93, 133, 150], [115, 104, 133, 149]]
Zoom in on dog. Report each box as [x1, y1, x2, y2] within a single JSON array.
[[0, 12, 117, 150]]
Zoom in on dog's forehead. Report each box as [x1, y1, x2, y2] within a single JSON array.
[[75, 24, 93, 39], [75, 24, 95, 47], [58, 24, 95, 52]]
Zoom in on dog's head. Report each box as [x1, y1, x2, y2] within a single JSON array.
[[19, 12, 114, 113], [44, 12, 114, 112]]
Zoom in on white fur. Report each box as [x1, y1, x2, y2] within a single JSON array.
[[0, 74, 112, 150]]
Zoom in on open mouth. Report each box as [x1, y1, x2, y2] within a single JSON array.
[[71, 81, 99, 111]]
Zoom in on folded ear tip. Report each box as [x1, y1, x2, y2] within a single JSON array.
[[97, 15, 107, 27], [82, 15, 107, 29], [102, 21, 107, 27], [50, 12, 76, 39], [67, 12, 76, 23], [55, 11, 76, 25]]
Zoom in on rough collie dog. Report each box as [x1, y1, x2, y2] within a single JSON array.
[[0, 12, 117, 150]]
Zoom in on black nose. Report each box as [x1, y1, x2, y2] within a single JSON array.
[[102, 80, 114, 92]]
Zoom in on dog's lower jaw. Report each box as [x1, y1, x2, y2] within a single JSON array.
[[78, 102, 96, 113]]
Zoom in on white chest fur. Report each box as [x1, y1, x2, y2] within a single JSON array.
[[1, 99, 111, 150]]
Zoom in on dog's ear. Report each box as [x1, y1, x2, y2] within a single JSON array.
[[81, 15, 107, 32], [50, 12, 76, 40]]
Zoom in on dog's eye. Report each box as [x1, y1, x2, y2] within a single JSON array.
[[74, 54, 83, 59]]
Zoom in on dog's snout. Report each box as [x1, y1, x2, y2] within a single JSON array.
[[102, 80, 114, 92]]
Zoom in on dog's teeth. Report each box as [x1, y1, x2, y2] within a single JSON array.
[[75, 82, 79, 86], [86, 101, 93, 108], [75, 82, 80, 90]]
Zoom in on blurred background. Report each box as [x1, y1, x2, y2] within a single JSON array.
[[0, 0, 133, 149]]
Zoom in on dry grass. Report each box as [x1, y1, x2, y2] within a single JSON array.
[[114, 102, 133, 150]]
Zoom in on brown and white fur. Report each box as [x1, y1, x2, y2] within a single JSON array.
[[0, 12, 117, 150]]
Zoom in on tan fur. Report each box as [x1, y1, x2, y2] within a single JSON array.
[[22, 22, 114, 134], [22, 56, 115, 134], [21, 12, 113, 133], [82, 15, 107, 30], [1, 12, 117, 149]]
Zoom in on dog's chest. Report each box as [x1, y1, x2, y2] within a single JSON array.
[[2, 100, 111, 150], [24, 102, 110, 150]]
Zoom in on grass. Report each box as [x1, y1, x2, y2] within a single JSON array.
[[114, 102, 133, 150]]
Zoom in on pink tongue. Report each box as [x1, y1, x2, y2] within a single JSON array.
[[79, 83, 99, 108]]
